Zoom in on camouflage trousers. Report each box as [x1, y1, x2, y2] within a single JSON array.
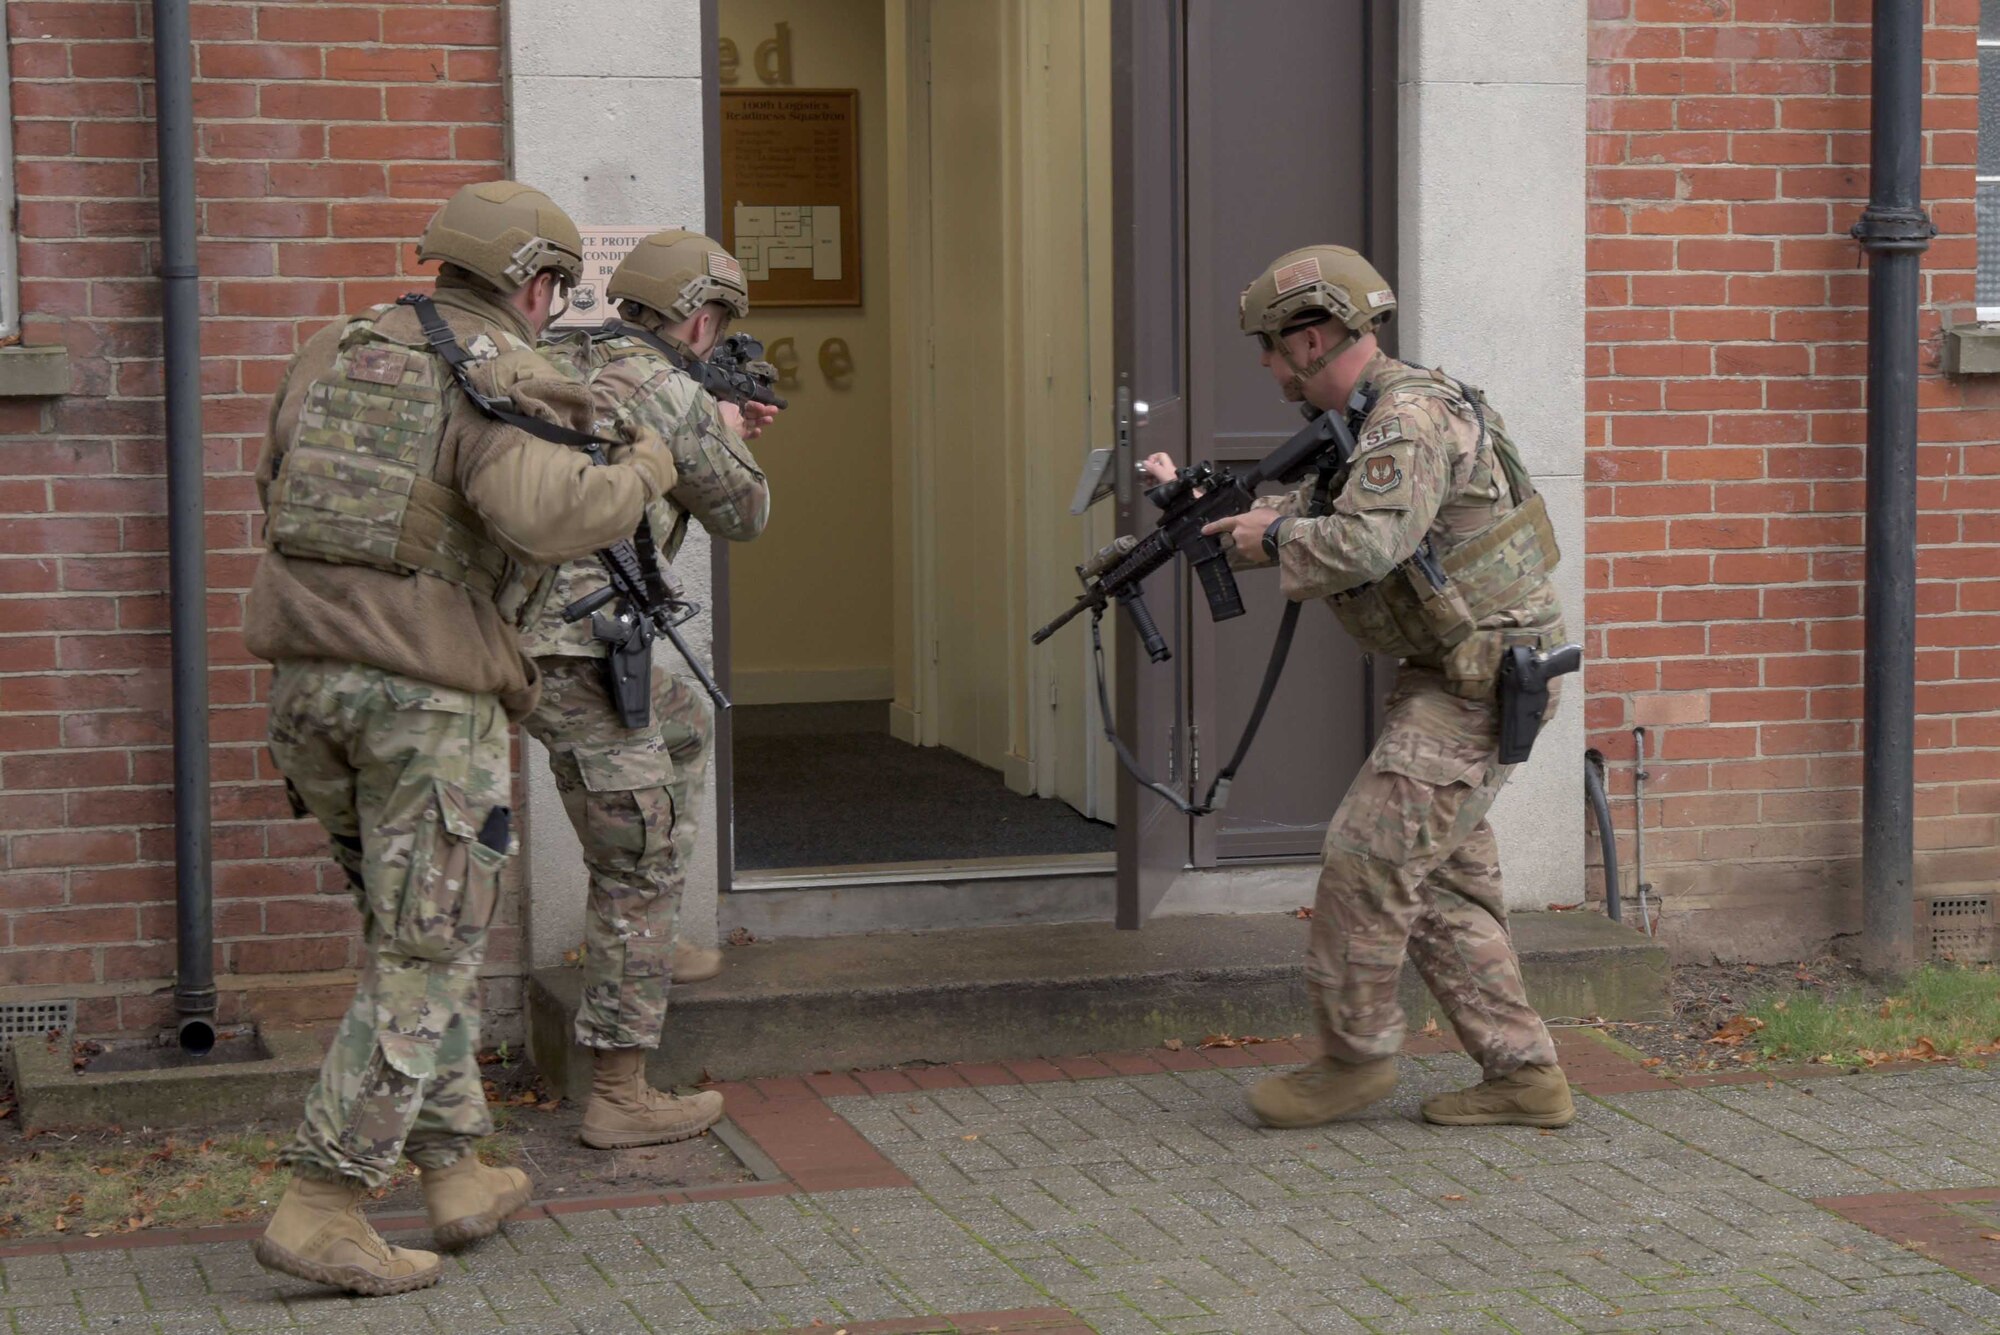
[[265, 661, 513, 1190], [1308, 667, 1558, 1080], [523, 655, 712, 1051]]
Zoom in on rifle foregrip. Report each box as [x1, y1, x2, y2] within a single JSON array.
[[1120, 589, 1171, 664]]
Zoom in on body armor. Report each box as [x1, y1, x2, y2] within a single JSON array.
[[1329, 365, 1563, 697], [265, 306, 543, 625]]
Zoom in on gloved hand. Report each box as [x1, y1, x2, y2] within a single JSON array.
[[611, 426, 678, 500]]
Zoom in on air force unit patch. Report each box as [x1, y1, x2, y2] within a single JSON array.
[[1360, 453, 1403, 494]]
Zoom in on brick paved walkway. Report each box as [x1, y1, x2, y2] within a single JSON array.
[[6, 1038, 2000, 1333]]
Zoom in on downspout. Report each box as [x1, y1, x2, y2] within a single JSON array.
[[153, 0, 216, 1053], [1851, 0, 1933, 979]]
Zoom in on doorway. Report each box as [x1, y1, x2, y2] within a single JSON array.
[[710, 0, 1392, 916], [719, 0, 1119, 879]]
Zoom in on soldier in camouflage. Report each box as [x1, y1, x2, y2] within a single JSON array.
[[1149, 245, 1574, 1131], [244, 182, 680, 1295], [527, 229, 776, 1150]]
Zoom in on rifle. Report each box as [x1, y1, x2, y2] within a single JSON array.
[[558, 433, 731, 723], [606, 322, 788, 411], [697, 332, 788, 410], [1031, 395, 1367, 816], [1033, 401, 1363, 659]]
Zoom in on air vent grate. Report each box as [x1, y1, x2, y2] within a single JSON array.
[[1922, 894, 1995, 964], [0, 999, 75, 1054]]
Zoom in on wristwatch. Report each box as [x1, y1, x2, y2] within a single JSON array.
[[1261, 516, 1288, 563]]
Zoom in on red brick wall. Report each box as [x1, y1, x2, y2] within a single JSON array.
[[0, 0, 517, 1034], [1586, 0, 1999, 959]]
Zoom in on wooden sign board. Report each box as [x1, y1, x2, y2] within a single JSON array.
[[549, 227, 652, 330], [720, 88, 862, 308]]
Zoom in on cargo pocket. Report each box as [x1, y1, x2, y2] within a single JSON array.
[[1334, 711, 1497, 866], [395, 779, 507, 962], [1441, 629, 1506, 703], [569, 739, 676, 867]]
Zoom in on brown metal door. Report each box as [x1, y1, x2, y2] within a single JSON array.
[[1186, 0, 1395, 866], [1112, 0, 1190, 928]]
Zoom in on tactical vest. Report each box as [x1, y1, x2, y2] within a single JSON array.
[[265, 306, 537, 624], [1328, 366, 1562, 697]]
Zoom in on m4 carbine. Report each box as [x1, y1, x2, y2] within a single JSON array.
[[697, 332, 788, 410], [1032, 404, 1361, 659], [559, 434, 730, 725]]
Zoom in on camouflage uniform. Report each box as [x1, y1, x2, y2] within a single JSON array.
[[247, 285, 673, 1189], [524, 324, 769, 1051], [270, 663, 510, 1187], [1252, 349, 1563, 1080]]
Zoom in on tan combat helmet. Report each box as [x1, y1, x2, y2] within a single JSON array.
[[416, 180, 584, 292], [606, 229, 751, 324], [1239, 245, 1395, 394]]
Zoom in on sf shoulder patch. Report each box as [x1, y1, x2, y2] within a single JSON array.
[[1356, 418, 1405, 453]]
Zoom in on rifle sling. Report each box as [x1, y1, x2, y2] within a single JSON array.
[[1195, 448, 1349, 814], [1091, 400, 1366, 819], [400, 294, 672, 635]]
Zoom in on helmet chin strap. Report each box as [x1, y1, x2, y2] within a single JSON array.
[[1279, 329, 1354, 399]]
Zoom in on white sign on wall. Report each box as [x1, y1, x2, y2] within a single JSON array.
[[551, 227, 650, 329]]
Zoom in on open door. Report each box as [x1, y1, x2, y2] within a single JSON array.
[[1112, 0, 1189, 928]]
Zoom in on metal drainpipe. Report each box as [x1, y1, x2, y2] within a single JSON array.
[[153, 0, 216, 1054], [1851, 0, 1933, 980]]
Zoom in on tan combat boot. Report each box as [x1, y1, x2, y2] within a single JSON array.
[[1421, 1063, 1575, 1128], [673, 939, 723, 984], [1246, 1055, 1397, 1129], [579, 1048, 725, 1149], [420, 1153, 532, 1251], [252, 1173, 441, 1297]]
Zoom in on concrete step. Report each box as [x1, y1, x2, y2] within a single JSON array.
[[527, 910, 1667, 1099]]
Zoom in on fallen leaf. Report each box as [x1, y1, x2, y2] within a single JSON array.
[[1441, 1194, 1466, 1202], [52, 1216, 67, 1233], [1294, 906, 1313, 919], [728, 927, 757, 946], [1420, 1018, 1442, 1038], [0, 1105, 12, 1120], [1546, 902, 1584, 912], [961, 1134, 980, 1142], [1982, 1233, 2000, 1243], [1199, 1034, 1241, 1049], [1162, 1038, 1184, 1052], [1708, 1015, 1765, 1047], [1641, 1057, 1665, 1068]]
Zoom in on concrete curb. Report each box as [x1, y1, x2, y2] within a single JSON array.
[[529, 910, 1668, 1097], [10, 1028, 324, 1133]]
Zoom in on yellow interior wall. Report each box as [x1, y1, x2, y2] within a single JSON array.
[[722, 1, 895, 704]]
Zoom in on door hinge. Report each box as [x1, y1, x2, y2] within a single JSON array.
[[1048, 679, 1059, 711], [1166, 725, 1178, 783], [1189, 723, 1201, 786], [930, 638, 940, 666]]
